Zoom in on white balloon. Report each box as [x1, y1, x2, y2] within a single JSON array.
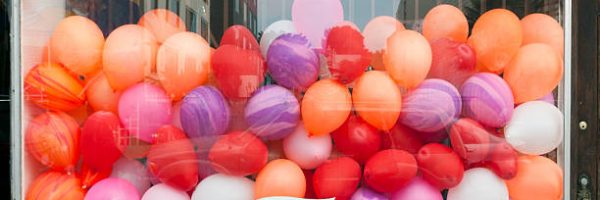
[[362, 16, 404, 52], [283, 122, 332, 169], [142, 183, 190, 200], [111, 157, 152, 195], [191, 174, 254, 200], [447, 168, 509, 200], [505, 101, 563, 155], [260, 20, 297, 58]]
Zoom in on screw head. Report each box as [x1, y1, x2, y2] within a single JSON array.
[[580, 121, 588, 130]]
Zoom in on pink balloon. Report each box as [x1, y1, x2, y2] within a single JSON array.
[[391, 177, 443, 200], [84, 178, 140, 200], [292, 0, 344, 47], [118, 83, 172, 143], [142, 183, 190, 200]]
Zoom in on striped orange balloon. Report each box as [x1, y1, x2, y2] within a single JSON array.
[[25, 112, 80, 171], [25, 63, 86, 111], [26, 171, 85, 200]]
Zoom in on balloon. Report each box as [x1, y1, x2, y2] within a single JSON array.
[[192, 174, 254, 200], [521, 13, 564, 56], [49, 16, 104, 76], [283, 122, 332, 169], [81, 111, 128, 170], [118, 83, 172, 143], [26, 171, 85, 200], [138, 9, 186, 43], [449, 118, 492, 163], [353, 71, 402, 130], [416, 143, 464, 189], [399, 79, 461, 132], [485, 141, 518, 179], [447, 168, 509, 200], [25, 111, 79, 171], [24, 63, 85, 111], [351, 187, 388, 200], [505, 156, 563, 200], [391, 177, 443, 200], [267, 34, 319, 91], [212, 44, 265, 99], [332, 115, 382, 163], [505, 101, 563, 155], [111, 157, 152, 195], [423, 4, 469, 42], [364, 149, 418, 193], [503, 44, 563, 103], [180, 86, 231, 138], [461, 73, 514, 128], [383, 30, 432, 88], [221, 25, 260, 52], [260, 20, 297, 57], [79, 164, 112, 190], [209, 131, 268, 176], [292, 0, 343, 47], [157, 32, 211, 100], [539, 92, 555, 105], [103, 24, 158, 91], [427, 38, 476, 88], [301, 79, 352, 136], [313, 157, 362, 200], [323, 23, 371, 84], [363, 16, 405, 53], [467, 9, 522, 74], [255, 159, 306, 198], [245, 85, 300, 140], [84, 178, 140, 200], [381, 123, 424, 154], [86, 74, 121, 113], [148, 125, 199, 191], [143, 183, 190, 200]]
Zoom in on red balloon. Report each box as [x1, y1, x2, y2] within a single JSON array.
[[209, 131, 269, 176], [220, 25, 260, 52], [324, 25, 371, 84], [449, 118, 491, 164], [313, 157, 362, 200], [381, 123, 423, 154], [211, 45, 266, 99], [416, 143, 464, 189], [485, 141, 518, 179], [79, 164, 112, 190], [364, 149, 418, 193], [147, 125, 199, 191], [81, 111, 128, 170], [331, 115, 382, 163], [427, 38, 476, 88]]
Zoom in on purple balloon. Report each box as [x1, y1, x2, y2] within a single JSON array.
[[267, 33, 319, 91], [400, 79, 461, 132], [391, 177, 443, 200], [180, 86, 231, 138], [538, 92, 555, 105], [84, 178, 140, 200], [245, 85, 300, 140], [351, 187, 389, 200], [461, 73, 514, 128]]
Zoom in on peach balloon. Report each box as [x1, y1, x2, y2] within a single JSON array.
[[103, 24, 158, 91], [363, 16, 405, 70], [504, 44, 563, 103], [25, 63, 85, 111], [521, 13, 564, 56], [301, 79, 352, 136], [157, 32, 211, 100], [50, 16, 104, 76], [255, 159, 306, 199], [468, 9, 522, 74], [423, 4, 469, 42], [505, 156, 563, 200], [86, 74, 122, 114], [383, 30, 432, 89], [139, 9, 186, 43], [353, 71, 402, 130]]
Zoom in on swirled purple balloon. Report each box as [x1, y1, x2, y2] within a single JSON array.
[[400, 79, 461, 132], [267, 33, 319, 91], [351, 187, 389, 200], [245, 85, 300, 140], [180, 86, 231, 138], [461, 73, 514, 128]]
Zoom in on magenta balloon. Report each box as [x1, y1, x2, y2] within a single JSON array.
[[292, 0, 344, 47], [399, 79, 461, 132], [391, 177, 442, 200], [118, 83, 172, 143], [84, 178, 140, 200], [351, 187, 389, 200], [461, 73, 514, 128]]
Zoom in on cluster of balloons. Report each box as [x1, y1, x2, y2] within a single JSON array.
[[23, 1, 565, 200]]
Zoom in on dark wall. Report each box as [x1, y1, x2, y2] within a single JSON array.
[[0, 0, 12, 199]]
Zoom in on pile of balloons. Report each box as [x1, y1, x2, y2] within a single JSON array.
[[23, 1, 565, 200]]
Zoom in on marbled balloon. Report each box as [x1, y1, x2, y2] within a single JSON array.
[[267, 33, 319, 91], [180, 86, 231, 138], [400, 79, 461, 132], [245, 85, 300, 140], [461, 72, 514, 128]]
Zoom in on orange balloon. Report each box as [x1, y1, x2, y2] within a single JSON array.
[[103, 24, 158, 91], [423, 4, 469, 42], [383, 30, 432, 89], [139, 9, 186, 43], [255, 159, 306, 199], [301, 79, 352, 136], [504, 44, 563, 103], [25, 112, 80, 171], [353, 71, 402, 130], [521, 13, 564, 56], [50, 16, 104, 77], [468, 9, 522, 74], [157, 32, 211, 100], [25, 63, 86, 111], [26, 171, 85, 200], [505, 156, 563, 200], [86, 74, 122, 114]]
